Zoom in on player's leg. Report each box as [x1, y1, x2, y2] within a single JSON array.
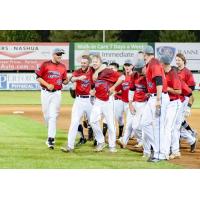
[[66, 98, 85, 150], [47, 91, 62, 148], [41, 89, 50, 125], [90, 99, 105, 149], [165, 100, 180, 157], [140, 98, 155, 158], [153, 93, 170, 160], [132, 102, 146, 147], [118, 108, 133, 147], [103, 97, 117, 152], [114, 100, 124, 138], [170, 100, 182, 159]]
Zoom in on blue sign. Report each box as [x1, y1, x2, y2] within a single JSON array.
[[0, 74, 7, 89]]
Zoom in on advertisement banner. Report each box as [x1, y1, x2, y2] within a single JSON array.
[[74, 43, 148, 69], [0, 43, 69, 71], [155, 43, 200, 71], [0, 73, 72, 90]]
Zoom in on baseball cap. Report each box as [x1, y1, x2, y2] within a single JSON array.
[[143, 45, 154, 54], [134, 60, 145, 72], [160, 55, 171, 65], [52, 48, 65, 54], [124, 59, 133, 65]]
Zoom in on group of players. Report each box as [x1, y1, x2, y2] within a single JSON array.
[[36, 46, 198, 162]]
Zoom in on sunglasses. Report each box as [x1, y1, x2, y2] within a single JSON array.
[[56, 53, 63, 56]]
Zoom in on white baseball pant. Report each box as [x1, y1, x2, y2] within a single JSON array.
[[141, 93, 170, 159], [165, 99, 182, 155], [67, 96, 92, 149], [41, 89, 62, 139], [90, 96, 116, 148]]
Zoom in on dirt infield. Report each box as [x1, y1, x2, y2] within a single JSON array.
[[0, 105, 200, 168]]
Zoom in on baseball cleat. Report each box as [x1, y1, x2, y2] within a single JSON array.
[[147, 158, 160, 163], [46, 137, 55, 149], [109, 147, 117, 153], [76, 138, 87, 146], [93, 140, 97, 146], [94, 143, 106, 152], [169, 152, 181, 160], [116, 138, 126, 148], [60, 146, 73, 153], [134, 143, 143, 148], [190, 139, 197, 153]]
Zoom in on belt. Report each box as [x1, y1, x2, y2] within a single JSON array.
[[76, 95, 90, 98], [150, 92, 167, 97], [42, 88, 60, 92], [114, 97, 121, 100]]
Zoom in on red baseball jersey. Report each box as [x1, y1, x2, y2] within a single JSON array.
[[35, 60, 67, 90], [114, 84, 122, 100], [179, 80, 192, 102], [118, 75, 131, 103], [146, 58, 167, 94], [72, 67, 94, 95], [165, 68, 181, 101], [178, 67, 195, 87], [94, 68, 121, 101], [130, 72, 148, 102]]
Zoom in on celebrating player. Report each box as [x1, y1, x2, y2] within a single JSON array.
[[176, 53, 197, 152], [35, 48, 68, 149], [90, 55, 121, 153], [141, 45, 170, 162], [61, 55, 94, 153]]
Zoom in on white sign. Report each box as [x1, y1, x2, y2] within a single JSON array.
[[0, 73, 72, 90], [155, 43, 200, 71]]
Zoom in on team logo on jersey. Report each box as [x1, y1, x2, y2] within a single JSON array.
[[48, 71, 60, 79], [95, 80, 108, 90], [156, 46, 176, 63], [122, 82, 129, 90], [81, 80, 90, 88], [135, 84, 146, 91]]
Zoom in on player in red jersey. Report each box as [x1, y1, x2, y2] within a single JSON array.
[[117, 60, 148, 151], [61, 55, 94, 152], [160, 55, 182, 159], [176, 53, 197, 152], [35, 48, 68, 149], [90, 55, 122, 153], [140, 46, 170, 162]]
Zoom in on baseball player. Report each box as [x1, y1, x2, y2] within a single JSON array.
[[35, 48, 68, 149], [61, 55, 94, 152], [117, 60, 148, 150], [159, 55, 182, 159], [141, 45, 170, 162], [90, 54, 122, 153], [176, 53, 197, 152]]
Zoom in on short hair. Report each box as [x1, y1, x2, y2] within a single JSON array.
[[91, 54, 102, 63], [176, 53, 186, 64], [81, 55, 91, 64], [109, 62, 119, 69]]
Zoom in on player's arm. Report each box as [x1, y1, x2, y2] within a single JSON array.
[[92, 65, 106, 81], [36, 77, 54, 91], [167, 87, 181, 95], [109, 75, 125, 94], [128, 88, 135, 115], [70, 75, 86, 82], [154, 76, 163, 108]]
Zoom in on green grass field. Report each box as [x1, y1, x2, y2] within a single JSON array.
[[0, 91, 199, 108], [0, 115, 182, 169], [0, 91, 74, 105]]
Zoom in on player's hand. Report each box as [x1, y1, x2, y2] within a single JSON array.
[[109, 86, 115, 95], [185, 106, 191, 118], [78, 75, 86, 81], [47, 84, 54, 91], [90, 89, 96, 96], [129, 103, 136, 115]]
